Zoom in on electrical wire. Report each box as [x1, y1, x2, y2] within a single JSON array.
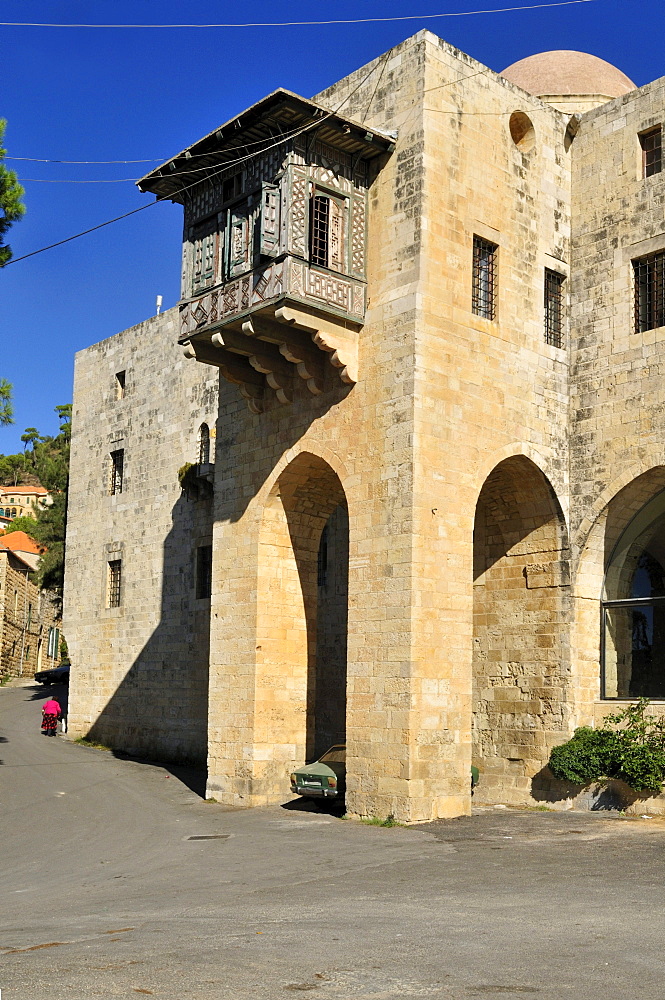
[[20, 177, 139, 183], [0, 1, 599, 29], [5, 110, 351, 168], [5, 157, 163, 164], [4, 52, 390, 265]]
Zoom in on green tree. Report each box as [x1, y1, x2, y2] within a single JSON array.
[[0, 452, 24, 486], [0, 404, 71, 603], [0, 378, 13, 425], [2, 514, 39, 537], [0, 119, 25, 266], [28, 405, 71, 603], [20, 427, 41, 466]]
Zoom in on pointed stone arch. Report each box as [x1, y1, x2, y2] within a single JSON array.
[[252, 451, 349, 797], [472, 455, 570, 804], [571, 466, 665, 720]]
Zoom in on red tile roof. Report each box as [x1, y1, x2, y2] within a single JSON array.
[[0, 531, 45, 554], [0, 486, 49, 496]]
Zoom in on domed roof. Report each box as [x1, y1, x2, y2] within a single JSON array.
[[501, 50, 635, 100]]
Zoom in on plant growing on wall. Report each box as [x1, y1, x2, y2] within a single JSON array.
[[178, 461, 212, 500], [548, 699, 665, 793]]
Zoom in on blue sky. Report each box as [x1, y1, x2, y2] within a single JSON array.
[[1, 0, 663, 454]]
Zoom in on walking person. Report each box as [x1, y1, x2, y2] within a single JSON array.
[[41, 697, 61, 737]]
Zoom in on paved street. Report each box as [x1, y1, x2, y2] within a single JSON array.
[[2, 681, 665, 999]]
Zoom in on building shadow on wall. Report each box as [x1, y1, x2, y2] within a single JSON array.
[[74, 489, 212, 794], [530, 767, 653, 811], [73, 374, 353, 797]]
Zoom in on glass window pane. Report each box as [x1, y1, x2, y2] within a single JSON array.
[[604, 604, 665, 698]]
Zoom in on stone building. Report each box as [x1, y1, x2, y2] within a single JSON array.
[[0, 485, 51, 521], [0, 545, 61, 680], [64, 32, 665, 820]]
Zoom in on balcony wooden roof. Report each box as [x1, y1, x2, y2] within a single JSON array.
[[137, 89, 396, 203]]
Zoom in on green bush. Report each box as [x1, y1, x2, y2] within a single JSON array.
[[548, 699, 665, 794]]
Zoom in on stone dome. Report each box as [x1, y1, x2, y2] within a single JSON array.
[[501, 50, 636, 103]]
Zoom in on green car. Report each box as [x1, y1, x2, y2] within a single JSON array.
[[290, 745, 346, 799]]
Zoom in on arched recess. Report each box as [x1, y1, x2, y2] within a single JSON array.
[[255, 452, 349, 792], [197, 423, 210, 465], [573, 466, 665, 713], [472, 455, 570, 803]]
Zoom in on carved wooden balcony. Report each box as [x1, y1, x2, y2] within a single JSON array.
[[137, 90, 395, 411]]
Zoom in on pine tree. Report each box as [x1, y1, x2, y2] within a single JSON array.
[[0, 119, 25, 266]]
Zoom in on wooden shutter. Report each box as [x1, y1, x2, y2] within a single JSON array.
[[259, 184, 280, 258], [192, 220, 218, 294], [228, 203, 251, 278], [328, 197, 345, 272]]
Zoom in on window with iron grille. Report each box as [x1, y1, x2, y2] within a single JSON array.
[[544, 269, 565, 348], [640, 127, 662, 178], [108, 560, 122, 608], [633, 251, 665, 333], [196, 545, 213, 599], [472, 236, 498, 320], [309, 193, 345, 272], [110, 449, 124, 495]]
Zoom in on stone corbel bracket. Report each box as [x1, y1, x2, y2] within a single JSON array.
[[182, 340, 266, 413], [273, 306, 358, 386], [182, 301, 359, 413]]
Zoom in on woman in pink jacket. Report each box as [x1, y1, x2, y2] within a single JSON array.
[[41, 697, 61, 737]]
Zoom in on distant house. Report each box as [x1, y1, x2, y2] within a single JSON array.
[[0, 531, 46, 573], [0, 538, 61, 679], [0, 485, 51, 520]]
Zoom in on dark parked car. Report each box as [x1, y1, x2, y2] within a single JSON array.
[[290, 744, 346, 799], [34, 662, 70, 685]]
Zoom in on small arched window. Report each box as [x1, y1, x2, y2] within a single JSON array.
[[11, 508, 17, 517], [197, 423, 210, 465]]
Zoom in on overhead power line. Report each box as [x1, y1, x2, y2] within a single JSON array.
[[6, 157, 163, 164], [21, 177, 139, 183], [4, 50, 391, 265], [0, 0, 599, 29]]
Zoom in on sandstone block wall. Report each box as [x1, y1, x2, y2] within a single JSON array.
[[64, 309, 218, 764], [570, 75, 665, 731], [0, 553, 61, 679]]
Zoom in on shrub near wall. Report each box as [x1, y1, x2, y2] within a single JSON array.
[[548, 700, 665, 795]]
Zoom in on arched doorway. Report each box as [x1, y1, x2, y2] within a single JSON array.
[[254, 453, 349, 792], [472, 456, 570, 803]]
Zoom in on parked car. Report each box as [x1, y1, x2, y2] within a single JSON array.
[[34, 662, 70, 685], [290, 744, 346, 799]]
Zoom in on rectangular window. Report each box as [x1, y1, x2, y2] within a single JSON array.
[[633, 251, 665, 333], [108, 560, 122, 608], [472, 236, 498, 320], [222, 173, 242, 204], [544, 269, 565, 348], [309, 193, 345, 272], [640, 126, 662, 178], [110, 449, 124, 495], [115, 371, 126, 399], [47, 626, 59, 659], [196, 545, 212, 599]]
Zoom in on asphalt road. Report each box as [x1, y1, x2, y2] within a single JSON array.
[[2, 681, 665, 1000]]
